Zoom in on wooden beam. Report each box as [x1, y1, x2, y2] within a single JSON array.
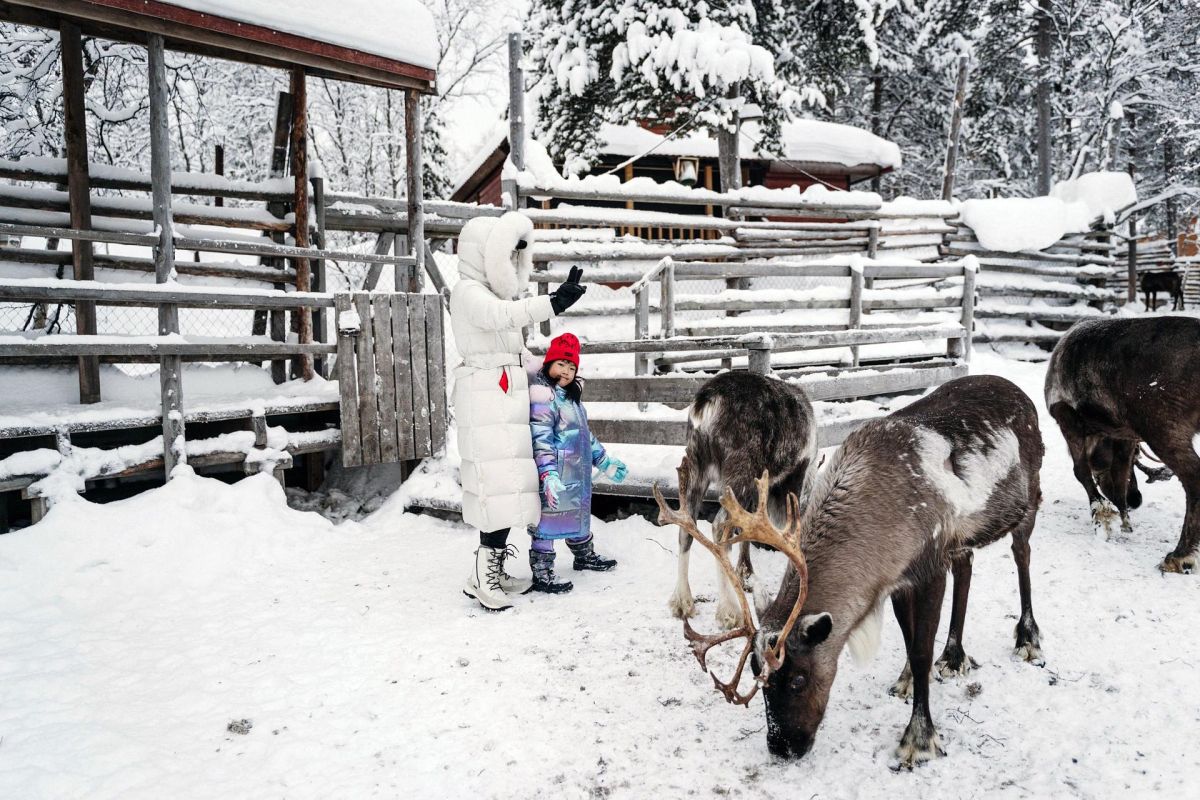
[[404, 88, 425, 292], [9, 0, 437, 92], [289, 67, 314, 380], [59, 19, 100, 404]]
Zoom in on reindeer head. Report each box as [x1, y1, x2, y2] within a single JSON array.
[[654, 459, 833, 759], [755, 596, 836, 758]]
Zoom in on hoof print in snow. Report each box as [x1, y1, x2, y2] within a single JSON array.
[[227, 718, 253, 735]]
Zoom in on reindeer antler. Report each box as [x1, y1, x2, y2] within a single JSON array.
[[652, 457, 810, 706]]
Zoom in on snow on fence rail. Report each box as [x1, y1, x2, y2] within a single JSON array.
[[521, 254, 978, 464]]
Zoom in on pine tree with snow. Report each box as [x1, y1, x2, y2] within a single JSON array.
[[527, 0, 820, 175]]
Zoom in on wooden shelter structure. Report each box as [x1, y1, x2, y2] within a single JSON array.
[[0, 0, 442, 519]]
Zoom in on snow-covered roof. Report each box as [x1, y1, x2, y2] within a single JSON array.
[[598, 120, 902, 170], [453, 118, 901, 199], [162, 0, 438, 70]]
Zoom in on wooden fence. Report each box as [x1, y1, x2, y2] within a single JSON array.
[[944, 222, 1119, 345], [335, 292, 447, 467]]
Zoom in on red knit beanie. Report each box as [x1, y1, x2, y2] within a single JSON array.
[[544, 332, 580, 368]]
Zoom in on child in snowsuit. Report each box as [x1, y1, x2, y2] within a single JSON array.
[[528, 332, 627, 593]]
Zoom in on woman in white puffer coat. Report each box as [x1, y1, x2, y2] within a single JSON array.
[[451, 211, 586, 611]]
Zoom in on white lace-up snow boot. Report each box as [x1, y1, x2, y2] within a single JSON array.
[[497, 544, 533, 595], [463, 546, 514, 611]]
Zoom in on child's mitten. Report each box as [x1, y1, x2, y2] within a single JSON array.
[[598, 455, 628, 483], [542, 472, 566, 509]]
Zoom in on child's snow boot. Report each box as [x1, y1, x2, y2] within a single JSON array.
[[463, 546, 514, 611], [568, 536, 618, 572], [530, 549, 574, 593], [497, 544, 533, 595]]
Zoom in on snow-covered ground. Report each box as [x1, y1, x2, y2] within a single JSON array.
[[2, 351, 1199, 798]]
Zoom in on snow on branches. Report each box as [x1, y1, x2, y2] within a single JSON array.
[[529, 0, 821, 175]]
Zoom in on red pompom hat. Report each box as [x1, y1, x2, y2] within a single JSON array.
[[543, 332, 580, 368]]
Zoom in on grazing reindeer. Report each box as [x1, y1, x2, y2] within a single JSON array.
[[667, 371, 816, 628], [1046, 316, 1200, 571], [1141, 271, 1184, 311], [656, 375, 1044, 768]]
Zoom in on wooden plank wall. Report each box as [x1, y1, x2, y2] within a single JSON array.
[[337, 292, 446, 467]]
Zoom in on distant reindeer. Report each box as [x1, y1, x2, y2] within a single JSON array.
[[1046, 316, 1200, 571], [668, 371, 817, 628], [1141, 270, 1184, 311], [656, 375, 1045, 768]]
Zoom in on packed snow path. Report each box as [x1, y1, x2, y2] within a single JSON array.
[[1, 353, 1199, 798]]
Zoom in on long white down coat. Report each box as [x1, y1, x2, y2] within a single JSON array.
[[450, 212, 554, 532]]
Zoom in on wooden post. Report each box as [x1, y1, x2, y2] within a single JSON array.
[[716, 84, 742, 195], [311, 175, 328, 377], [404, 89, 425, 293], [634, 287, 650, 378], [289, 68, 314, 381], [213, 143, 225, 207], [660, 258, 676, 338], [941, 56, 969, 202], [950, 257, 977, 361], [148, 33, 185, 475], [262, 91, 293, 383], [849, 259, 864, 367], [504, 32, 524, 210], [1127, 215, 1138, 306], [59, 20, 100, 404], [1035, 0, 1053, 195], [747, 340, 772, 375]]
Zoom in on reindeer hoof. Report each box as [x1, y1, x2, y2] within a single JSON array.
[[1014, 643, 1046, 666], [891, 721, 944, 770], [1091, 501, 1118, 541], [1120, 514, 1133, 534], [714, 601, 741, 631], [668, 590, 698, 619], [1159, 553, 1197, 575], [889, 673, 914, 700], [935, 651, 979, 679]]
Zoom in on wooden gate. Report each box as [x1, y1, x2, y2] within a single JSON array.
[[335, 292, 447, 467]]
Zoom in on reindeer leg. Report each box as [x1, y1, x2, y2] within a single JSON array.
[[888, 592, 915, 700], [1155, 440, 1200, 575], [669, 473, 709, 619], [936, 550, 979, 678], [712, 508, 743, 630], [1010, 504, 1045, 665], [668, 526, 698, 619], [894, 572, 948, 769], [1050, 403, 1115, 539], [736, 539, 770, 615]]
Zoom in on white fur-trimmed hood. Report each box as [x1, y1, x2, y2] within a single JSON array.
[[457, 212, 535, 300]]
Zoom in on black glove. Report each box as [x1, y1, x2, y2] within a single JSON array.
[[550, 265, 587, 315]]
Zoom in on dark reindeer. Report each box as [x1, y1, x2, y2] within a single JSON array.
[[1141, 271, 1184, 311], [1046, 316, 1200, 571], [668, 371, 817, 628], [656, 375, 1044, 768]]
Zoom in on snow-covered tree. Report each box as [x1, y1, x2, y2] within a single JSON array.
[[528, 0, 822, 175]]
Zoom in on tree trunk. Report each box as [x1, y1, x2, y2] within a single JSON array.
[[1035, 0, 1053, 195]]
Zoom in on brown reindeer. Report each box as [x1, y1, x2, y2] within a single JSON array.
[[656, 375, 1044, 768], [667, 371, 817, 628], [1046, 316, 1200, 571]]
